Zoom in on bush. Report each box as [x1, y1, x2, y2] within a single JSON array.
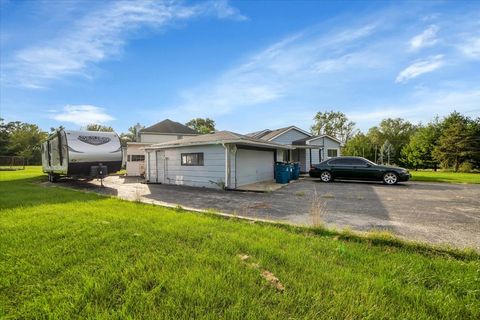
[[458, 162, 473, 173]]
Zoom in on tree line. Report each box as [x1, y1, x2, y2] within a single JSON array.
[[2, 112, 478, 171], [313, 111, 479, 172]]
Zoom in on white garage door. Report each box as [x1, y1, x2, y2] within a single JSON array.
[[236, 148, 274, 187]]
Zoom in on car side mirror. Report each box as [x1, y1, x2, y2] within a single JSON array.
[[365, 163, 371, 167]]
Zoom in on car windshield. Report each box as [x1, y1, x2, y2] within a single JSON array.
[[362, 158, 376, 165]]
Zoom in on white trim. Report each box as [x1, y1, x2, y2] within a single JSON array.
[[126, 142, 151, 146], [266, 126, 311, 141], [145, 140, 292, 150], [305, 134, 343, 145], [326, 148, 339, 158]]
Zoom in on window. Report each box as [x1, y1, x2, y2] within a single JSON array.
[[350, 158, 368, 166], [130, 155, 145, 162], [328, 158, 352, 166], [327, 149, 338, 158], [181, 153, 204, 166]]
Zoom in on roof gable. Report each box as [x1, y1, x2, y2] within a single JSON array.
[[261, 126, 311, 142], [292, 134, 343, 146], [141, 119, 198, 135]]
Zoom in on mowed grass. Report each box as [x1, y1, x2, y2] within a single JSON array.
[[411, 170, 480, 184], [1, 168, 479, 319]]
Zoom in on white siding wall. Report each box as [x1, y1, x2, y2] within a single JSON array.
[[276, 149, 287, 162], [270, 129, 310, 145], [305, 149, 320, 171], [322, 137, 341, 159], [235, 149, 274, 187], [140, 133, 184, 144], [126, 144, 147, 176], [161, 145, 226, 189]]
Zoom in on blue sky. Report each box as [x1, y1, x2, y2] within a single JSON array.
[[1, 0, 479, 134]]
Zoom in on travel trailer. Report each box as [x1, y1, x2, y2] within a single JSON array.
[[41, 129, 122, 182]]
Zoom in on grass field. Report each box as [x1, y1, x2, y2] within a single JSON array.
[[410, 170, 480, 184], [1, 167, 479, 319]]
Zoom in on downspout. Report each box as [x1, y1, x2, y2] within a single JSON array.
[[222, 143, 230, 190]]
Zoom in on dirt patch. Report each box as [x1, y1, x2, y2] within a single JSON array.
[[238, 253, 285, 292]]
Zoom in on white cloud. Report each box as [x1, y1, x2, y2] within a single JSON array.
[[52, 105, 114, 126], [409, 25, 439, 50], [4, 0, 245, 88], [395, 55, 444, 83], [172, 23, 379, 116], [458, 37, 480, 59]]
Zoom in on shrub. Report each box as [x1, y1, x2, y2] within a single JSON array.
[[459, 162, 473, 173]]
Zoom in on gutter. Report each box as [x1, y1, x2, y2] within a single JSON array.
[[145, 140, 292, 151]]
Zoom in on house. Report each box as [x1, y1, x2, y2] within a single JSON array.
[[144, 131, 291, 189], [126, 119, 198, 176], [247, 126, 342, 172]]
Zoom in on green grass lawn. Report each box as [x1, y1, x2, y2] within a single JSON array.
[[411, 170, 480, 184], [1, 168, 479, 319]]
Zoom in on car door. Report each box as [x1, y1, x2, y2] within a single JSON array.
[[329, 158, 354, 178], [351, 158, 374, 180]]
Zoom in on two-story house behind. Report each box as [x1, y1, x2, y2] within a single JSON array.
[[126, 119, 199, 176]]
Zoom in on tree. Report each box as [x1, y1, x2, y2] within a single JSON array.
[[185, 118, 215, 134], [367, 118, 417, 165], [0, 118, 15, 156], [311, 111, 355, 143], [7, 122, 47, 164], [342, 132, 375, 160], [120, 123, 144, 146], [401, 120, 442, 170], [84, 124, 114, 132], [379, 140, 394, 165], [432, 112, 479, 171]]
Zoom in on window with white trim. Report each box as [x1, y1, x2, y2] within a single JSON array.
[[130, 155, 145, 162], [327, 149, 338, 158], [181, 153, 204, 166]]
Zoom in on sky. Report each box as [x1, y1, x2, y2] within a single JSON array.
[[1, 0, 479, 134]]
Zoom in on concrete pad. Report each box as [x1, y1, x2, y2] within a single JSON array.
[[235, 180, 288, 192]]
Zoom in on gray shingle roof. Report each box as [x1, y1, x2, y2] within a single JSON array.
[[245, 129, 272, 139], [146, 131, 290, 150], [292, 134, 343, 145], [141, 119, 198, 135]]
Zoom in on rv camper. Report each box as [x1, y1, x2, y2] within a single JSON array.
[[42, 129, 122, 182]]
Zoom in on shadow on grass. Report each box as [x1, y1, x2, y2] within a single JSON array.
[[0, 177, 107, 210], [197, 209, 480, 262]]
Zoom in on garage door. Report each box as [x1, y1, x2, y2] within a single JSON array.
[[236, 148, 274, 187]]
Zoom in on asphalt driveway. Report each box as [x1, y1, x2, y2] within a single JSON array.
[[58, 176, 480, 250]]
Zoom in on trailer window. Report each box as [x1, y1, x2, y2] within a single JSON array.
[[181, 153, 204, 166]]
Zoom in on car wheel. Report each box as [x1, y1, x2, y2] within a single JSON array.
[[320, 171, 333, 182], [383, 172, 398, 185]]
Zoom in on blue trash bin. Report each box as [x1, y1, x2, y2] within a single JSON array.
[[275, 163, 290, 184], [293, 162, 300, 179]]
